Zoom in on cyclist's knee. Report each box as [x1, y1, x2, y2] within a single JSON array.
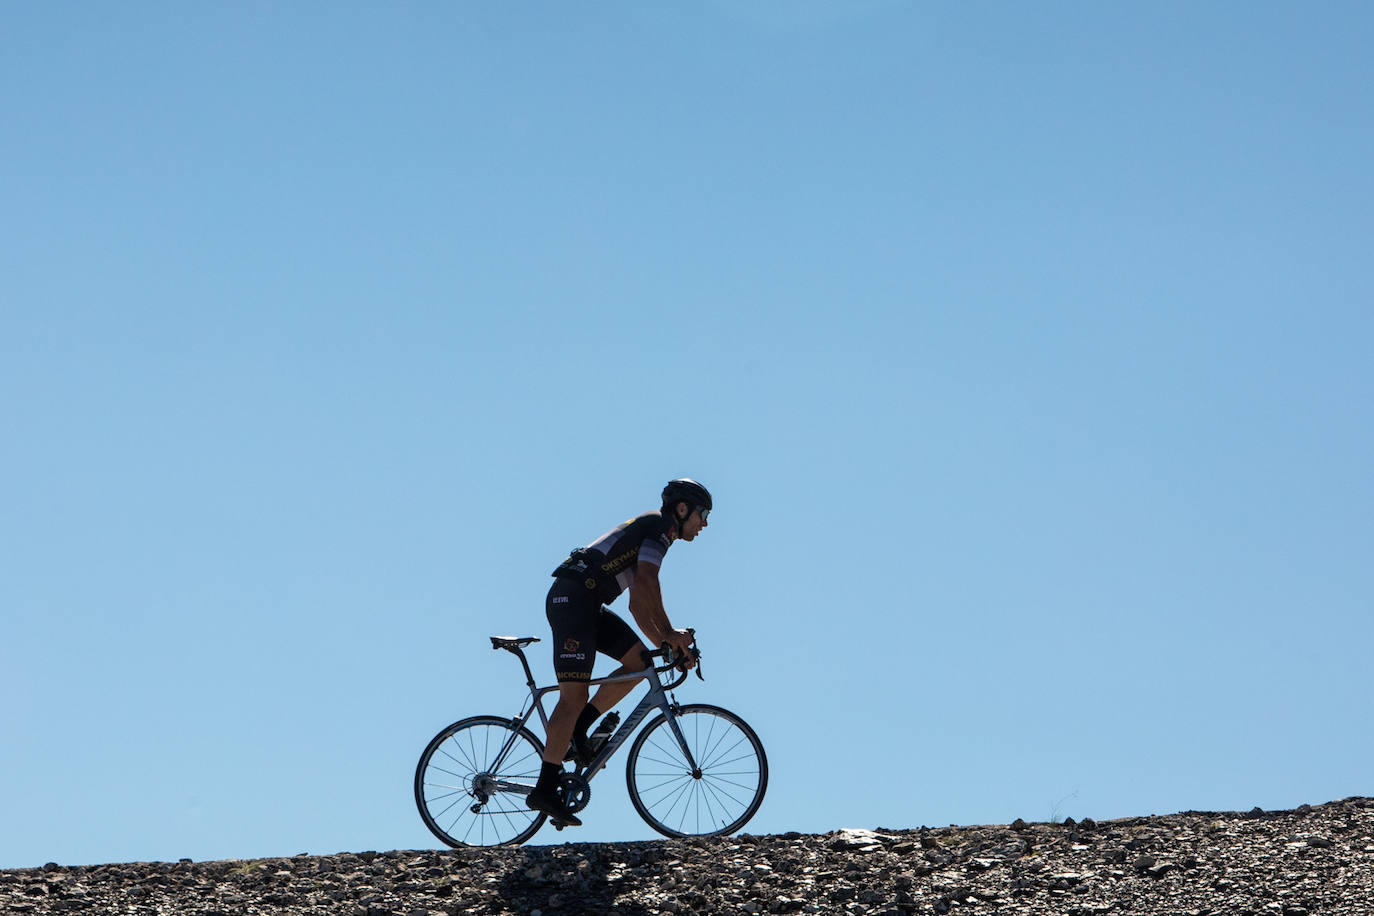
[[557, 681, 590, 705], [620, 641, 650, 670]]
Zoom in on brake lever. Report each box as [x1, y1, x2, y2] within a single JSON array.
[[663, 632, 704, 680]]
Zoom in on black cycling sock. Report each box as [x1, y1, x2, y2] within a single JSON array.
[[537, 761, 561, 791], [574, 703, 601, 740]]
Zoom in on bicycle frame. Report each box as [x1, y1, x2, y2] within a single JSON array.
[[484, 647, 697, 796]]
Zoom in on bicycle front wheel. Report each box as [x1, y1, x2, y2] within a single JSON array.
[[626, 703, 768, 838], [414, 715, 547, 847]]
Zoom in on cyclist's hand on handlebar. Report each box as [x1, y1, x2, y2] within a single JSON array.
[[664, 628, 696, 670]]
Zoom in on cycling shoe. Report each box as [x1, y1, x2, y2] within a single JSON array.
[[525, 787, 582, 827]]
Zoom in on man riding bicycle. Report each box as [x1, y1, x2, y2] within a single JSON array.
[[524, 478, 712, 826]]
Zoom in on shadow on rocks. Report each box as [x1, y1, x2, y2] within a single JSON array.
[[494, 849, 654, 916]]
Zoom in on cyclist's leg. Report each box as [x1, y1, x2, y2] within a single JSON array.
[[542, 681, 590, 767], [529, 679, 587, 826], [542, 582, 598, 766], [588, 608, 649, 715], [529, 583, 596, 825]]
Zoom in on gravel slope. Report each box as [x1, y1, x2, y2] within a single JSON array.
[[4, 797, 1370, 915]]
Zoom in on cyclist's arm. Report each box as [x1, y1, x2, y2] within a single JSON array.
[[627, 561, 682, 639], [628, 561, 695, 667], [627, 560, 670, 644]]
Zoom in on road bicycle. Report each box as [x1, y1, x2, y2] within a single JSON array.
[[414, 630, 768, 847]]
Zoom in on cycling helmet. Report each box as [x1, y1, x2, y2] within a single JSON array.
[[661, 478, 712, 512]]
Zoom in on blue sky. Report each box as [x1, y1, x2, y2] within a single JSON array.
[[3, 2, 1371, 868]]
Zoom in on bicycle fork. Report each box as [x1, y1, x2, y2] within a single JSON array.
[[660, 699, 702, 774]]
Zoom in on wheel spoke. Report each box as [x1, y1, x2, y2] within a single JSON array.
[[637, 780, 692, 796], [638, 752, 689, 770], [698, 773, 724, 827], [700, 776, 752, 805], [642, 773, 693, 806], [701, 774, 758, 796], [701, 733, 748, 771], [422, 785, 467, 802], [662, 777, 697, 823], [647, 733, 686, 765], [425, 761, 471, 782], [709, 749, 762, 770]]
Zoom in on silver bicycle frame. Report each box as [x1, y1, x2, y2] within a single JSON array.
[[484, 650, 697, 796]]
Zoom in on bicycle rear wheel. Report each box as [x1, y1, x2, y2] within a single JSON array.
[[414, 715, 547, 847], [626, 703, 767, 838]]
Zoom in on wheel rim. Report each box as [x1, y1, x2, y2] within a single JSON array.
[[416, 719, 545, 847], [628, 707, 767, 837]]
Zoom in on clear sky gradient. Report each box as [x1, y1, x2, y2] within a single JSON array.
[[3, 2, 1371, 869]]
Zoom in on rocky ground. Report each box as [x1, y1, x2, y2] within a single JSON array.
[[3, 797, 1370, 915]]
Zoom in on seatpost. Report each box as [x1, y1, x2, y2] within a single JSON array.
[[514, 648, 538, 690], [496, 644, 539, 691]]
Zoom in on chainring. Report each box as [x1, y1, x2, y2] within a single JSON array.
[[557, 773, 591, 814]]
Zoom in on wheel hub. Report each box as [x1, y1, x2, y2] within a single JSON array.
[[470, 773, 496, 802]]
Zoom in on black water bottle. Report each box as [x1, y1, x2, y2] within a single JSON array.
[[589, 711, 620, 751]]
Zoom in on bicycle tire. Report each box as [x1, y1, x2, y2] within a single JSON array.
[[414, 715, 548, 847], [626, 703, 768, 838]]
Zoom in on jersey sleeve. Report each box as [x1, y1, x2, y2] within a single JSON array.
[[638, 539, 666, 567], [637, 517, 674, 568]]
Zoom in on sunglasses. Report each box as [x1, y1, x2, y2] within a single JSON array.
[[696, 506, 710, 521]]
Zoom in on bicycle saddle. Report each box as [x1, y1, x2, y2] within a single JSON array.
[[490, 636, 540, 650]]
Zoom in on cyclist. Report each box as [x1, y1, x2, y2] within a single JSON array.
[[524, 478, 711, 826]]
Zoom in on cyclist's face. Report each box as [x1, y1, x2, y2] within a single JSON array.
[[680, 505, 708, 541]]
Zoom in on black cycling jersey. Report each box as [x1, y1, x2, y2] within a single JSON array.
[[545, 510, 677, 683], [551, 510, 676, 604]]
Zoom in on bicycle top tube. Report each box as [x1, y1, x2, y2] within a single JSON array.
[[532, 664, 660, 699], [506, 639, 687, 700]]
